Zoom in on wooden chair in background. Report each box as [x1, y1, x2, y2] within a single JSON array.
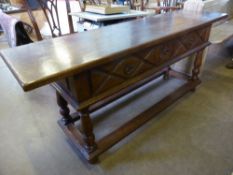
[[145, 0, 183, 14], [24, 0, 78, 41], [131, 0, 183, 14], [77, 0, 99, 12]]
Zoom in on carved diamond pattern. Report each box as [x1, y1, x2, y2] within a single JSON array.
[[180, 32, 203, 49], [197, 28, 208, 41], [173, 41, 187, 57], [112, 56, 141, 78], [89, 29, 207, 96], [91, 70, 125, 95]]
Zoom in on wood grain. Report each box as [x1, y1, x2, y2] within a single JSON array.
[[0, 11, 227, 91], [0, 11, 228, 163]]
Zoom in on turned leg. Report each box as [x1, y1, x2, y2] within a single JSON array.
[[190, 51, 204, 91], [226, 58, 233, 69], [191, 26, 211, 81], [56, 91, 73, 125], [191, 51, 204, 81], [80, 110, 97, 153], [88, 157, 99, 164], [163, 66, 171, 80]]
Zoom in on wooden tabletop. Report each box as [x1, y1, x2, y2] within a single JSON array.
[[0, 11, 227, 91]]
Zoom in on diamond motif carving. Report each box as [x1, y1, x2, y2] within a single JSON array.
[[71, 27, 209, 103]]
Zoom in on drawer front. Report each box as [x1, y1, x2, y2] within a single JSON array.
[[69, 27, 210, 104]]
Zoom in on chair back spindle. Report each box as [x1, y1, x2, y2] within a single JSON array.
[[25, 0, 75, 41], [132, 0, 182, 13]]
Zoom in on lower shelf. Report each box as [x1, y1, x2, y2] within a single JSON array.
[[58, 71, 201, 163]]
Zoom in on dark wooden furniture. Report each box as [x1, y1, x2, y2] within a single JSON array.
[[0, 11, 227, 163], [24, 0, 75, 41]]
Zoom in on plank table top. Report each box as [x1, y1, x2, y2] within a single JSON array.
[[0, 11, 227, 91]]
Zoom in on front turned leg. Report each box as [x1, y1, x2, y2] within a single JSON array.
[[191, 51, 204, 91], [163, 66, 171, 80], [225, 59, 233, 69], [191, 51, 204, 81], [56, 91, 73, 125], [80, 110, 97, 153]]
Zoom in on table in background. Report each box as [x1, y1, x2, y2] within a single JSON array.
[[70, 10, 153, 30]]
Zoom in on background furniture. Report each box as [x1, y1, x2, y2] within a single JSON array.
[[0, 10, 32, 46], [25, 0, 77, 40], [131, 0, 183, 13], [0, 3, 30, 32], [70, 10, 152, 28]]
